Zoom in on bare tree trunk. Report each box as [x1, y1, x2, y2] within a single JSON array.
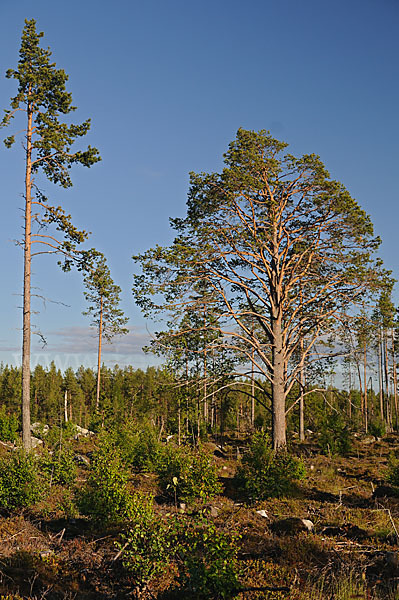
[[96, 295, 103, 411], [378, 335, 384, 423], [177, 395, 181, 446], [251, 345, 255, 428], [197, 393, 200, 445], [270, 221, 286, 450], [272, 315, 286, 449], [203, 348, 208, 423], [22, 105, 33, 452], [64, 389, 68, 423], [355, 358, 364, 428], [384, 330, 392, 431], [391, 329, 398, 430], [348, 364, 352, 421], [203, 306, 208, 423], [363, 340, 368, 433], [211, 347, 216, 429], [185, 358, 189, 434], [299, 336, 305, 442]]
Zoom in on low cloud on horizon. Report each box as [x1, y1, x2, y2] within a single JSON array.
[[0, 326, 162, 371], [47, 326, 152, 355]]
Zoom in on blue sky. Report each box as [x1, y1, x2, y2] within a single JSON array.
[[0, 0, 398, 371]]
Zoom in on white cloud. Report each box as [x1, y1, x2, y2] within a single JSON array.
[[0, 327, 162, 371], [47, 326, 152, 355]]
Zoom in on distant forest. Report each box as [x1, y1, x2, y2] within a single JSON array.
[[0, 318, 397, 443]]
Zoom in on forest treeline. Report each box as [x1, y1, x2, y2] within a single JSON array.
[[1, 294, 398, 445]]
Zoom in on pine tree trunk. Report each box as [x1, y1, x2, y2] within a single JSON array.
[[299, 336, 305, 442], [270, 223, 286, 450], [363, 340, 368, 433], [378, 335, 384, 423], [196, 393, 200, 445], [391, 329, 398, 430], [202, 306, 208, 423], [186, 358, 189, 434], [203, 348, 208, 423], [96, 296, 103, 411], [64, 389, 68, 423], [356, 359, 364, 427], [348, 365, 352, 421], [178, 396, 181, 446], [22, 105, 33, 452], [251, 344, 255, 428], [211, 348, 216, 429], [384, 331, 392, 431], [272, 315, 286, 449]]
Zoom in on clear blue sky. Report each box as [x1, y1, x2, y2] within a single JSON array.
[[0, 0, 398, 371]]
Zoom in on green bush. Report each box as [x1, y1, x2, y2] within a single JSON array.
[[40, 445, 77, 486], [173, 514, 242, 599], [55, 487, 78, 519], [116, 492, 171, 593], [117, 505, 241, 598], [78, 440, 134, 523], [113, 421, 161, 473], [45, 422, 77, 448], [368, 419, 386, 439], [387, 453, 399, 488], [319, 412, 352, 456], [156, 445, 222, 502], [63, 420, 78, 438], [235, 432, 306, 501], [0, 452, 42, 509], [0, 407, 19, 443]]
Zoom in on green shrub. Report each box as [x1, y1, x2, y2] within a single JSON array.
[[319, 412, 352, 456], [55, 487, 78, 519], [0, 452, 42, 509], [235, 432, 306, 501], [113, 422, 161, 472], [116, 492, 171, 593], [173, 515, 242, 599], [78, 440, 133, 523], [63, 420, 78, 438], [0, 407, 19, 443], [368, 419, 386, 439], [88, 411, 103, 433], [117, 505, 241, 598], [387, 453, 399, 488], [156, 445, 222, 502], [45, 422, 77, 448], [40, 445, 77, 486]]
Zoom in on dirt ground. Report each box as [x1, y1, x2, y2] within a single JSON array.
[[1, 433, 399, 599]]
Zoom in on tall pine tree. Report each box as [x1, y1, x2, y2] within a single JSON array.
[[83, 251, 128, 411], [133, 129, 385, 449], [1, 19, 101, 449]]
